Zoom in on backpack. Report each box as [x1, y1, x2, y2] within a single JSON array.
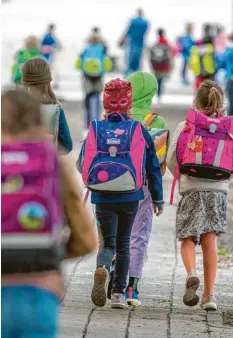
[[81, 44, 105, 78], [81, 115, 146, 193], [189, 44, 217, 77], [170, 109, 233, 203], [142, 113, 170, 176], [1, 142, 64, 274], [42, 104, 60, 146], [150, 44, 171, 72]]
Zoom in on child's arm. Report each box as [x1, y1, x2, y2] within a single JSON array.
[[167, 122, 185, 176], [76, 141, 85, 173], [142, 127, 164, 205]]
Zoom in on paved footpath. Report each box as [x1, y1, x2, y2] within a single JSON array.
[[59, 101, 233, 338]]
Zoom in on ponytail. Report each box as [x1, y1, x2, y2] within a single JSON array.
[[196, 80, 224, 116]]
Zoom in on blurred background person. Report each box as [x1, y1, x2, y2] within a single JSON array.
[[11, 35, 42, 86], [189, 24, 218, 91], [87, 27, 108, 53], [76, 29, 111, 135], [41, 24, 61, 88], [177, 23, 195, 85], [224, 33, 233, 116], [150, 28, 173, 103], [121, 8, 149, 77]]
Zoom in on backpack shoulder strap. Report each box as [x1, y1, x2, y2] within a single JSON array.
[[142, 113, 157, 128]]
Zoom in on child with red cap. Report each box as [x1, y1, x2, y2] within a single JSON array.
[[78, 78, 164, 309]]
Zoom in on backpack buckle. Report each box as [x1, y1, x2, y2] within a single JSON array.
[[109, 146, 117, 157], [209, 124, 217, 133]]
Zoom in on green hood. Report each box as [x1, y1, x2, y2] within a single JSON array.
[[126, 71, 158, 122]]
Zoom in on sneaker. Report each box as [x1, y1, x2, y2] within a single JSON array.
[[182, 79, 189, 86], [125, 287, 141, 307], [111, 293, 128, 309], [183, 274, 200, 306], [91, 267, 109, 307], [200, 295, 217, 311]]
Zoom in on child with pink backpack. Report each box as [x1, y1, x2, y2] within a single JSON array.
[[167, 80, 233, 310], [1, 89, 64, 338], [78, 78, 164, 309]]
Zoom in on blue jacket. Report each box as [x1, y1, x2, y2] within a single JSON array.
[[223, 44, 233, 80], [41, 33, 57, 48], [126, 16, 148, 48], [178, 34, 195, 61], [78, 114, 164, 205], [58, 108, 72, 153]]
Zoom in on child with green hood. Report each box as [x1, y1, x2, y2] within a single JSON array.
[[125, 71, 167, 305]]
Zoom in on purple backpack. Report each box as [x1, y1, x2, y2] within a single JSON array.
[[1, 141, 63, 274], [82, 116, 146, 193]]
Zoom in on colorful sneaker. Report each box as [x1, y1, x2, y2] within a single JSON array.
[[91, 267, 109, 307], [125, 287, 141, 307], [183, 274, 200, 307], [200, 295, 217, 311], [111, 293, 128, 309]]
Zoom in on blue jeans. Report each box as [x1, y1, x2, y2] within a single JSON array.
[[1, 286, 60, 338], [226, 79, 233, 116], [95, 202, 139, 294], [157, 78, 163, 98]]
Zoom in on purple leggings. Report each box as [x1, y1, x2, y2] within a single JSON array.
[[129, 185, 153, 279]]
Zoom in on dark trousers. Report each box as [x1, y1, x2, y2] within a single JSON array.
[[181, 59, 188, 82], [84, 91, 101, 128], [157, 78, 163, 98], [226, 79, 233, 116], [95, 202, 139, 294]]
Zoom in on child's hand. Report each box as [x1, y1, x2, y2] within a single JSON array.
[[154, 204, 164, 216]]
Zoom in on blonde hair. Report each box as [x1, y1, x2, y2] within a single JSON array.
[[196, 80, 224, 116], [22, 58, 58, 105], [1, 89, 44, 137], [25, 36, 39, 50]]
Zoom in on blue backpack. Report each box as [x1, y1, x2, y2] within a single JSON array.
[[81, 115, 147, 193], [81, 44, 105, 78]]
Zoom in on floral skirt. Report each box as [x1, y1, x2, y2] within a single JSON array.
[[176, 191, 227, 244]]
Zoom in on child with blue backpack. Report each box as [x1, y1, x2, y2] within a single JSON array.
[[78, 78, 164, 309], [77, 32, 108, 133]]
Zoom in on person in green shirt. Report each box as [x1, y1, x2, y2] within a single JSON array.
[[126, 71, 167, 128], [12, 36, 42, 85], [126, 71, 167, 306]]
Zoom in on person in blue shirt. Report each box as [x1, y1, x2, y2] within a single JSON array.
[[177, 23, 195, 85], [224, 33, 233, 116], [22, 57, 72, 153], [41, 24, 61, 65], [121, 9, 149, 77], [77, 79, 164, 309]]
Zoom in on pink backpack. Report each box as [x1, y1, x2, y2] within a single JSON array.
[[1, 141, 63, 274], [170, 109, 233, 204]]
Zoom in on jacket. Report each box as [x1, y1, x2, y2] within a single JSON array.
[[167, 121, 229, 195], [78, 114, 164, 205], [223, 42, 233, 80]]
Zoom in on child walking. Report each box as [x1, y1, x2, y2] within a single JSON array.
[[22, 57, 72, 154], [124, 71, 167, 306], [78, 78, 164, 309], [167, 80, 231, 310], [1, 89, 64, 338]]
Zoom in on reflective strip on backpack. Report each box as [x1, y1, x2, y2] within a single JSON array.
[[213, 140, 225, 167]]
